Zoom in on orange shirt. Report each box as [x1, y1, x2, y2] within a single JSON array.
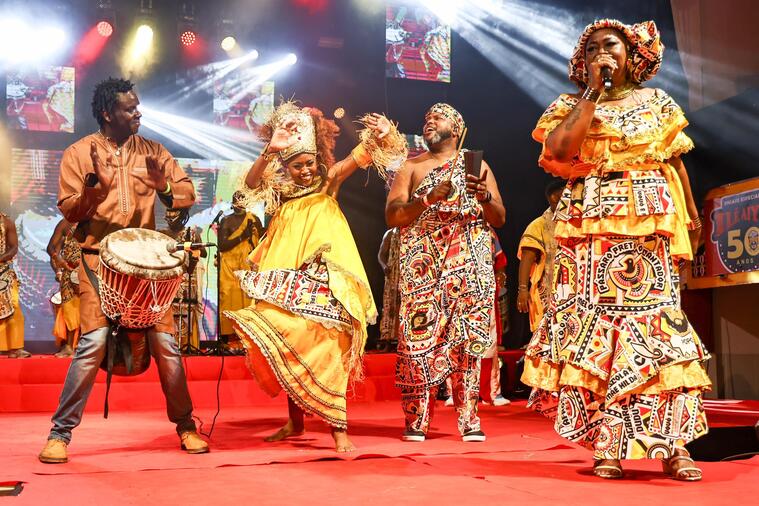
[[58, 133, 196, 334]]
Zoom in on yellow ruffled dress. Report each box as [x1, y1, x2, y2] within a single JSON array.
[[224, 192, 377, 428], [218, 214, 257, 336], [521, 89, 712, 460]]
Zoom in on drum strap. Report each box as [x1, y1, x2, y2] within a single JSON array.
[[82, 259, 133, 419]]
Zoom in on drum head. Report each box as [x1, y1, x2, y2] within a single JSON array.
[[101, 228, 185, 280], [50, 291, 62, 305]]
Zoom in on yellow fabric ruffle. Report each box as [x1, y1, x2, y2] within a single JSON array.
[[53, 297, 81, 348], [249, 193, 377, 342], [533, 90, 694, 179], [532, 88, 697, 260], [522, 355, 711, 400], [228, 193, 376, 426], [219, 215, 256, 335], [227, 301, 351, 428], [0, 283, 24, 351]]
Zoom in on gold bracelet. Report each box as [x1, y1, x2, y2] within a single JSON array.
[[261, 143, 276, 161], [687, 216, 703, 231], [351, 143, 373, 169], [160, 181, 172, 195], [581, 87, 602, 104]]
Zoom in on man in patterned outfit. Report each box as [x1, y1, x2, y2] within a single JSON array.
[[386, 103, 505, 442]]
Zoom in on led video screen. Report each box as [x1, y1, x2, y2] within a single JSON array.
[[385, 5, 451, 82], [6, 66, 75, 133], [213, 78, 275, 135]]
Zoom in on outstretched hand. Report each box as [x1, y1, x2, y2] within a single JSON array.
[[269, 119, 300, 153], [137, 155, 168, 191], [363, 113, 391, 139], [89, 141, 114, 191]]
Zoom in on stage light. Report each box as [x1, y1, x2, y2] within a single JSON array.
[[285, 53, 298, 65], [140, 103, 262, 161], [97, 20, 114, 37], [0, 18, 69, 63], [333, 107, 345, 119], [221, 36, 237, 51], [422, 0, 461, 25], [136, 24, 153, 42], [180, 30, 196, 47], [133, 24, 154, 55]]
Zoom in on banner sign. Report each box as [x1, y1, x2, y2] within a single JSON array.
[[687, 177, 759, 288]]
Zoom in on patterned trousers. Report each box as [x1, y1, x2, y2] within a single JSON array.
[[401, 345, 482, 435]]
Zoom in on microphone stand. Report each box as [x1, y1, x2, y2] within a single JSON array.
[[178, 228, 202, 355]]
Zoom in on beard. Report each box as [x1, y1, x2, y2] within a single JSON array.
[[425, 127, 453, 147]]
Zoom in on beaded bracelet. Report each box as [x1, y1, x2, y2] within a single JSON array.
[[581, 87, 602, 104]]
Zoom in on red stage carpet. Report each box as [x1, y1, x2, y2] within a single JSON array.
[[1, 355, 758, 504]]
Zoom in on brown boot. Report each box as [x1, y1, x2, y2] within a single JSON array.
[[179, 431, 209, 454], [38, 439, 68, 464]]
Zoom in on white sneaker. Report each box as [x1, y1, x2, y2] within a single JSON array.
[[462, 430, 487, 442], [402, 430, 426, 442], [492, 395, 511, 406], [444, 396, 454, 407]]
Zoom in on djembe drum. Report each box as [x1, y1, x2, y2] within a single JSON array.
[[98, 228, 185, 329]]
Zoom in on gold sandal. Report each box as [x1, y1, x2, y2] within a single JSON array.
[[593, 459, 623, 479], [662, 453, 702, 481]]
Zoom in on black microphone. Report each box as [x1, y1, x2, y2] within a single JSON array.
[[210, 209, 225, 225], [167, 241, 216, 253], [601, 66, 613, 90]]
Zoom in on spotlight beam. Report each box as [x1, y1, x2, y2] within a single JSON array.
[[140, 105, 263, 161]]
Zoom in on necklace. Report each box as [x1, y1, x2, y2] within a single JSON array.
[[97, 130, 126, 157], [601, 83, 638, 102]]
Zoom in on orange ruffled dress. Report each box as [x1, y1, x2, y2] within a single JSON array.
[[521, 89, 712, 460]]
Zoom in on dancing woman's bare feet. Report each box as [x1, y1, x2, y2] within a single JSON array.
[[264, 419, 305, 442], [331, 428, 356, 453]]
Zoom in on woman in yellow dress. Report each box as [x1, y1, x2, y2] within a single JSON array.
[[521, 19, 711, 480], [0, 212, 29, 358], [218, 191, 261, 345], [225, 103, 406, 452]]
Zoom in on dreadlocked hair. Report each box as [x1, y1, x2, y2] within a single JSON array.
[[91, 77, 134, 127]]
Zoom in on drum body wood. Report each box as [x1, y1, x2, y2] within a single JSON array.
[[98, 228, 185, 329]]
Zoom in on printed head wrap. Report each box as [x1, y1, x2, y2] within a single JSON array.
[[569, 19, 663, 88], [426, 103, 465, 135]]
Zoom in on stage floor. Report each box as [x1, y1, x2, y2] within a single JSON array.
[[2, 355, 759, 504], [3, 401, 759, 505]]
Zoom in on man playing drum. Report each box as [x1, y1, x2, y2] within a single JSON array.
[[39, 77, 209, 463]]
